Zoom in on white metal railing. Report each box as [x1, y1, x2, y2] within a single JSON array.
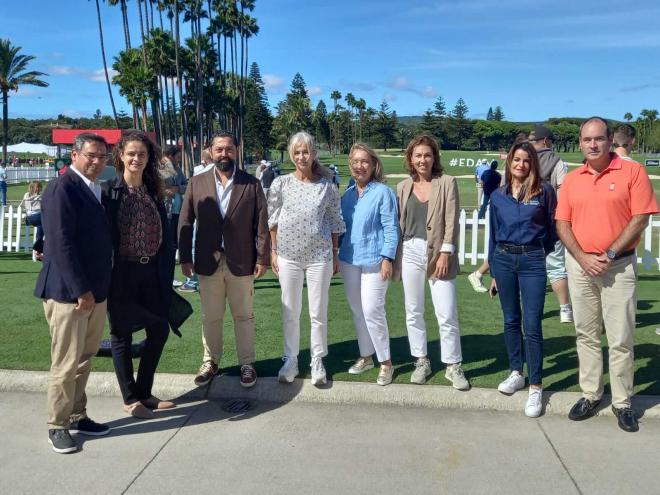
[[1, 206, 659, 270], [4, 166, 58, 184]]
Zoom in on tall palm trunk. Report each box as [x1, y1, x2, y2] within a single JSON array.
[[2, 91, 8, 165], [174, 1, 192, 175], [95, 0, 119, 127]]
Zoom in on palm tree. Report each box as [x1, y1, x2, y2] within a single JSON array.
[[93, 0, 120, 127], [624, 112, 633, 122], [0, 39, 48, 164]]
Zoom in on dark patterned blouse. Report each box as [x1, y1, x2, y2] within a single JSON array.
[[117, 184, 162, 257]]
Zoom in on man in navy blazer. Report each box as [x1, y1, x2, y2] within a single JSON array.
[[34, 132, 113, 453]]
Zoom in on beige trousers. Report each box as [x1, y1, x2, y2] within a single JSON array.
[[198, 255, 256, 365], [566, 253, 637, 408], [45, 299, 107, 429]]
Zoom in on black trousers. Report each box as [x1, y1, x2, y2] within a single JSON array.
[[109, 258, 169, 405]]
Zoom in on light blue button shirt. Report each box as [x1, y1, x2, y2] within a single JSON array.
[[339, 181, 399, 267]]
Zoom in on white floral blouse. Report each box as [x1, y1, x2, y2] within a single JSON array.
[[267, 174, 346, 263]]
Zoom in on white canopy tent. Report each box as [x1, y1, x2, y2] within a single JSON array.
[[6, 142, 58, 157]]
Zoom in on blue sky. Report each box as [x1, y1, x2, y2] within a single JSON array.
[[4, 0, 660, 122]]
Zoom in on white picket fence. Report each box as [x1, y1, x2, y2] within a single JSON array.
[[1, 206, 659, 270], [0, 206, 37, 252]]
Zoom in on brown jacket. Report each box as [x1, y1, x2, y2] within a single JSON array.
[[178, 167, 270, 277], [394, 175, 460, 280]]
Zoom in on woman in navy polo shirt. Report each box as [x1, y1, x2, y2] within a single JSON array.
[[488, 140, 557, 418], [339, 143, 399, 386]]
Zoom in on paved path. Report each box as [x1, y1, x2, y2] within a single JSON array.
[[1, 389, 658, 495]]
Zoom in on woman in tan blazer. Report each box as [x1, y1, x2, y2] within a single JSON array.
[[394, 135, 469, 390]]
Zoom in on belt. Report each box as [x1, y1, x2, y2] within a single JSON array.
[[497, 243, 543, 254], [119, 255, 154, 264], [586, 249, 635, 260]]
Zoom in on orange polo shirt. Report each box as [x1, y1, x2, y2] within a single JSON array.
[[555, 154, 658, 253]]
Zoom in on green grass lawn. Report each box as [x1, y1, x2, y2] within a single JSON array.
[[1, 252, 658, 395]]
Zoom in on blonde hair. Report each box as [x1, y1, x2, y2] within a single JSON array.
[[28, 181, 42, 196], [349, 143, 385, 183]]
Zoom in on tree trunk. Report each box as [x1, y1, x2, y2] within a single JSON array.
[[95, 0, 119, 127], [2, 91, 8, 166], [174, 2, 192, 176]]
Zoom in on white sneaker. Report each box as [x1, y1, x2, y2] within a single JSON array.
[[376, 365, 393, 386], [445, 364, 470, 390], [497, 371, 525, 394], [560, 306, 574, 323], [468, 272, 488, 293], [348, 356, 374, 375], [525, 388, 543, 418], [410, 357, 432, 384], [310, 357, 327, 386], [277, 357, 299, 383]]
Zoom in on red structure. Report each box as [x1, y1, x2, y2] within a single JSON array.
[[52, 129, 157, 147]]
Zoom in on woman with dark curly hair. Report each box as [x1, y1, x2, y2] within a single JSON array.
[[102, 131, 176, 419]]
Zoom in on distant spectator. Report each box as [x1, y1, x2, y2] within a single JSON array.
[[20, 181, 44, 249], [160, 145, 187, 261], [613, 124, 636, 161], [260, 161, 275, 196], [474, 159, 490, 207], [478, 160, 501, 219], [255, 159, 268, 180], [0, 163, 7, 206]]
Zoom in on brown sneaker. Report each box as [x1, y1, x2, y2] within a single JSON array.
[[239, 364, 257, 388], [194, 360, 218, 387], [142, 396, 176, 410]]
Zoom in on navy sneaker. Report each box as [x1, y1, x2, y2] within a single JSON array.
[[70, 417, 111, 436], [48, 429, 77, 454]]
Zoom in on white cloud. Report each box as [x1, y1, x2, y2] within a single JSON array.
[[388, 76, 410, 90], [14, 87, 40, 97], [89, 68, 118, 82], [308, 86, 323, 96], [263, 74, 285, 93], [421, 86, 438, 98], [49, 65, 80, 75], [383, 92, 396, 102]]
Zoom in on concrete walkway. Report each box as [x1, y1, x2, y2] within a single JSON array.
[[1, 370, 659, 494], [1, 390, 658, 495]]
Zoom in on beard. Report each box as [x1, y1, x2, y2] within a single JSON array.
[[215, 158, 235, 172]]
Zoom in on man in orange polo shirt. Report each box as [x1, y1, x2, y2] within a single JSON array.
[[556, 116, 658, 432]]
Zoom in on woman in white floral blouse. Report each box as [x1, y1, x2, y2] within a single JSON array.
[[268, 131, 346, 386]]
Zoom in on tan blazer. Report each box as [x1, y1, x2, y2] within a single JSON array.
[[394, 175, 460, 280], [178, 168, 270, 277]]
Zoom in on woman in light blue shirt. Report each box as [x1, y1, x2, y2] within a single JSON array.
[[339, 143, 399, 385]]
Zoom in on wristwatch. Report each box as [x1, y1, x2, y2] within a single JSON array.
[[606, 249, 617, 261]]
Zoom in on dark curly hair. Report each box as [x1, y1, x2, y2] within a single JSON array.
[[112, 130, 164, 202]]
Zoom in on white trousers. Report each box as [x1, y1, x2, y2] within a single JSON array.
[[278, 256, 333, 359], [401, 238, 463, 364], [340, 261, 391, 363]]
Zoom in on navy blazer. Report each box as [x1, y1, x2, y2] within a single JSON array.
[[34, 169, 113, 303]]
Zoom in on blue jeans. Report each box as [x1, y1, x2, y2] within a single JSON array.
[[26, 212, 44, 244], [490, 246, 546, 385], [0, 181, 6, 206]]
